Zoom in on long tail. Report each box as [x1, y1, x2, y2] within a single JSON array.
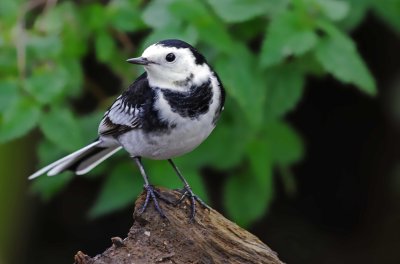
[[28, 141, 122, 180]]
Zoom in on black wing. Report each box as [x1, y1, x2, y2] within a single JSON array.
[[98, 72, 154, 137]]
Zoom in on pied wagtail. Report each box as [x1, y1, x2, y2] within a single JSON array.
[[29, 39, 225, 219]]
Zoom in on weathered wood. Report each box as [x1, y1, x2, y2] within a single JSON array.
[[74, 188, 284, 264]]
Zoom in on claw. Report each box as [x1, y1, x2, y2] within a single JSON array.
[[175, 185, 210, 221], [138, 184, 166, 218]]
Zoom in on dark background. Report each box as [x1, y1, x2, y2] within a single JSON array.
[[14, 13, 400, 264]]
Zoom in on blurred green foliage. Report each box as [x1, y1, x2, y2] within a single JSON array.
[[2, 0, 397, 226]]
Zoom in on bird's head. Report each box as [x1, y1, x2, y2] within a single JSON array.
[[127, 39, 211, 91]]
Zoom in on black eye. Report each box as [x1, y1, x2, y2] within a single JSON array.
[[165, 53, 176, 62]]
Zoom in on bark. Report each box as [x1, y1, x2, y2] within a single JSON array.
[[74, 188, 284, 264]]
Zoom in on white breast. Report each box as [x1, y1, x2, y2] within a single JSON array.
[[118, 73, 222, 160]]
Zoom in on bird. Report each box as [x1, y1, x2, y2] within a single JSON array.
[[28, 39, 225, 219]]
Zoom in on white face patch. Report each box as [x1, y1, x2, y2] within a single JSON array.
[[141, 44, 210, 91]]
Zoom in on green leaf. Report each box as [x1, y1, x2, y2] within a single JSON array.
[[231, 18, 269, 42], [78, 111, 105, 142], [0, 79, 19, 112], [80, 3, 108, 31], [0, 0, 19, 25], [316, 0, 350, 21], [170, 0, 235, 54], [265, 121, 303, 165], [206, 0, 289, 23], [0, 97, 41, 142], [146, 160, 182, 188], [264, 64, 305, 120], [39, 107, 84, 152], [371, 0, 400, 31], [25, 66, 68, 104], [33, 4, 64, 34], [142, 0, 178, 28], [215, 45, 266, 126], [108, 0, 145, 32], [338, 0, 368, 30], [246, 137, 273, 186], [27, 34, 62, 60], [260, 11, 318, 67], [95, 31, 116, 62], [62, 8, 89, 57], [62, 58, 83, 97], [315, 22, 376, 95], [89, 162, 141, 218], [224, 172, 272, 227], [0, 47, 18, 75]]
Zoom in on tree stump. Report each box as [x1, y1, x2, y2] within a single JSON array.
[[74, 188, 284, 264]]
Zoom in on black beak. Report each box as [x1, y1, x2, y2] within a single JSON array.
[[126, 57, 150, 65]]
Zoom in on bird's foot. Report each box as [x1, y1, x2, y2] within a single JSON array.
[[138, 185, 170, 218], [175, 185, 210, 221]]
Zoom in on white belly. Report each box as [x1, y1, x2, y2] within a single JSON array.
[[119, 120, 215, 159], [116, 71, 222, 160]]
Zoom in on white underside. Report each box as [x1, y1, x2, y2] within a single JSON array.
[[118, 119, 215, 159], [114, 72, 221, 160]]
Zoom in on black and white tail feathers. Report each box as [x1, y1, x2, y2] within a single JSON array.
[[28, 141, 122, 180]]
